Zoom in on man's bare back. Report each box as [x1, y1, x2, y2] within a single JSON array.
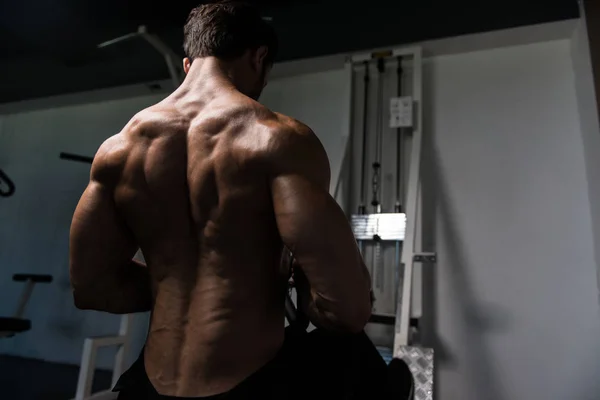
[[99, 95, 318, 396], [70, 4, 374, 399], [71, 88, 369, 397]]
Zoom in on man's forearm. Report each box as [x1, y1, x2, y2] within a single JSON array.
[[294, 266, 373, 333], [73, 260, 152, 314]]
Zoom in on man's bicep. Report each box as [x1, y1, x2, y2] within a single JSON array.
[[70, 181, 137, 286], [272, 174, 330, 254], [270, 125, 349, 264], [271, 172, 361, 272], [272, 172, 371, 331]]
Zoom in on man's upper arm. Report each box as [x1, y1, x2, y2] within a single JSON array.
[[69, 139, 137, 296], [269, 124, 333, 250], [269, 122, 371, 332]]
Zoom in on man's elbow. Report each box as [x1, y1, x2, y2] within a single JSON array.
[[72, 282, 108, 311], [72, 288, 96, 310], [74, 298, 94, 311], [314, 295, 372, 334], [345, 300, 372, 333]]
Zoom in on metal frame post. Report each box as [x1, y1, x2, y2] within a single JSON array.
[[98, 25, 184, 90], [333, 61, 356, 202], [348, 46, 426, 326], [75, 338, 97, 400], [14, 280, 35, 318], [73, 315, 134, 400], [395, 47, 423, 349], [111, 315, 133, 387], [411, 47, 424, 321]]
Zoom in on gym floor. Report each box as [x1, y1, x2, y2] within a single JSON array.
[[0, 355, 112, 400], [0, 351, 392, 400]]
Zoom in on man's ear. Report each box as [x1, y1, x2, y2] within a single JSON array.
[[183, 57, 192, 74], [252, 46, 269, 72]]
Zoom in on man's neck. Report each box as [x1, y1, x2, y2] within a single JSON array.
[[175, 58, 240, 101]]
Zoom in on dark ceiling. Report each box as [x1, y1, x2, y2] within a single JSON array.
[[0, 1, 580, 104]]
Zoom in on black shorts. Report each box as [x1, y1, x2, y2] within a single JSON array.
[[113, 327, 400, 400]]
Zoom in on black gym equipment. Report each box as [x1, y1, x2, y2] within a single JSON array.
[[371, 58, 385, 215], [0, 168, 15, 197], [59, 152, 94, 164], [358, 61, 370, 215], [282, 249, 311, 332], [395, 56, 404, 214], [394, 56, 404, 308], [0, 274, 53, 338]]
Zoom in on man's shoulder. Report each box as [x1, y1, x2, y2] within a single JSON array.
[[259, 113, 320, 156], [91, 106, 173, 183], [271, 112, 314, 138], [90, 133, 130, 185], [260, 113, 330, 176], [95, 107, 160, 160], [125, 105, 187, 136]]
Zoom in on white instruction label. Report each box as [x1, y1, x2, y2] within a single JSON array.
[[390, 96, 413, 128]]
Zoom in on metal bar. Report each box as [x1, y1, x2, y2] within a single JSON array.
[[373, 58, 385, 197], [395, 57, 404, 212], [164, 55, 182, 89], [0, 168, 15, 197], [138, 27, 183, 85], [351, 214, 406, 241], [394, 57, 405, 307], [60, 152, 94, 164], [394, 47, 423, 349], [333, 61, 355, 203], [395, 259, 414, 349], [359, 61, 370, 214], [413, 182, 424, 319], [111, 315, 133, 387], [138, 26, 182, 67], [372, 59, 385, 289], [412, 48, 424, 320], [75, 339, 96, 400], [97, 32, 140, 49], [371, 58, 385, 214], [98, 25, 184, 89], [395, 240, 401, 307], [14, 281, 35, 318], [350, 46, 422, 63]]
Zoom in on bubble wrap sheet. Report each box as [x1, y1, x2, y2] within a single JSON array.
[[396, 345, 434, 400]]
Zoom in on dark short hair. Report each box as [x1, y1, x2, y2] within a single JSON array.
[[183, 1, 278, 64]]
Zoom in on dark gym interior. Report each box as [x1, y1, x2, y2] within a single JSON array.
[[3, 1, 600, 400], [0, 1, 578, 103]]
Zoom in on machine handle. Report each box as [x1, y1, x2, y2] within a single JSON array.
[[0, 169, 15, 197]]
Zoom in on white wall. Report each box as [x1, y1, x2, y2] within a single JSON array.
[[425, 39, 600, 400], [571, 8, 600, 301], [0, 95, 162, 368], [260, 38, 600, 399]]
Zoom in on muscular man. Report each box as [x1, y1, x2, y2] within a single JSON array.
[[70, 2, 403, 399]]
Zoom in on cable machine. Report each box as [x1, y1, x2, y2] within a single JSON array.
[[345, 46, 436, 400]]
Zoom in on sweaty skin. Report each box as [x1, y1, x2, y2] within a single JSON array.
[[70, 60, 372, 397]]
